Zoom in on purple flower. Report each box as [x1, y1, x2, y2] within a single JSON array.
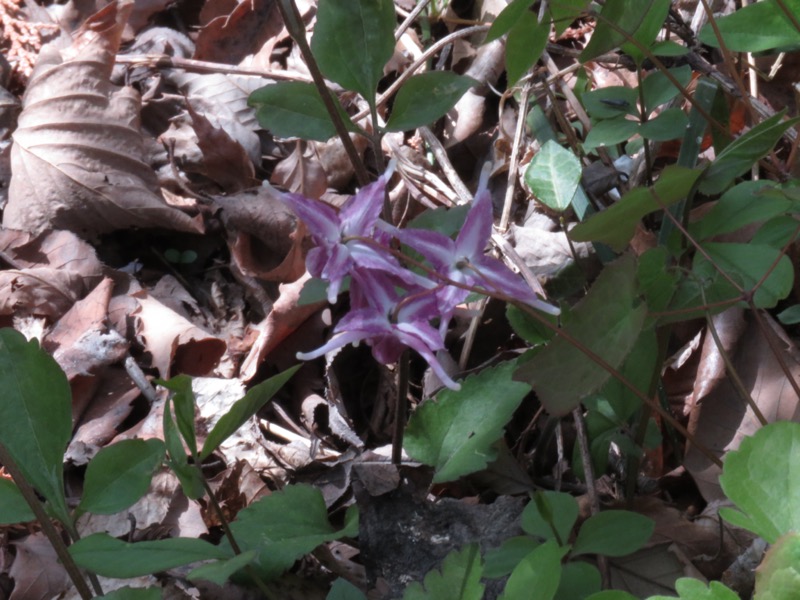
[[297, 270, 460, 390], [282, 167, 411, 303], [397, 181, 560, 319]]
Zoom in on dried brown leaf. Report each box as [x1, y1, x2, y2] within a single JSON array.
[[9, 534, 70, 600], [5, 1, 201, 237]]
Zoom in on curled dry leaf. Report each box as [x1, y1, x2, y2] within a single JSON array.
[[132, 289, 226, 378], [5, 1, 202, 238]]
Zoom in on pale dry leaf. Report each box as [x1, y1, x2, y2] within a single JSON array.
[[6, 1, 202, 237], [133, 289, 226, 378], [271, 143, 328, 199], [9, 534, 70, 600], [0, 267, 84, 318], [685, 313, 800, 501]]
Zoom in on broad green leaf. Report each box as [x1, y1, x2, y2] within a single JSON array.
[[402, 544, 484, 600], [525, 140, 582, 212], [690, 180, 785, 240], [650, 40, 690, 56], [499, 540, 567, 600], [570, 166, 702, 250], [187, 551, 256, 585], [78, 439, 165, 515], [699, 0, 800, 52], [571, 510, 654, 557], [311, 0, 395, 104], [98, 588, 162, 600], [230, 484, 358, 579], [505, 11, 549, 86], [521, 491, 578, 543], [582, 87, 638, 119], [751, 216, 800, 247], [755, 532, 800, 600], [648, 578, 740, 599], [719, 422, 800, 543], [506, 304, 557, 346], [328, 578, 368, 600], [641, 66, 692, 113], [404, 361, 531, 483], [583, 116, 640, 150], [698, 242, 793, 308], [550, 0, 591, 37], [700, 112, 800, 195], [639, 108, 689, 141], [483, 536, 540, 578], [408, 204, 470, 236], [601, 327, 658, 421], [200, 364, 300, 460], [554, 561, 601, 600], [0, 478, 35, 524], [778, 304, 800, 325], [249, 82, 347, 142], [514, 255, 647, 416], [0, 328, 71, 523], [163, 398, 204, 500], [157, 376, 197, 457], [385, 72, 477, 132], [69, 533, 231, 578], [580, 0, 670, 62], [485, 0, 535, 43], [586, 592, 639, 600]]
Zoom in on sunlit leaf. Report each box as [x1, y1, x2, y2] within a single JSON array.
[[699, 0, 800, 52], [385, 72, 477, 132], [525, 141, 582, 212], [402, 544, 484, 600]]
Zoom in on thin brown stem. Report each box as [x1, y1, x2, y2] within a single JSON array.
[[277, 0, 370, 187]]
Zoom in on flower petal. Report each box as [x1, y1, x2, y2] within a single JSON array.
[[394, 329, 460, 390], [470, 256, 561, 315], [296, 329, 369, 360], [340, 176, 387, 237], [455, 184, 492, 259], [282, 193, 340, 244], [395, 227, 456, 270]]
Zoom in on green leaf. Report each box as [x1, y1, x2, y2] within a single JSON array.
[[698, 242, 793, 308], [778, 304, 800, 325], [163, 397, 204, 500], [554, 561, 601, 600], [572, 510, 654, 557], [638, 247, 679, 315], [0, 328, 71, 523], [639, 108, 689, 141], [404, 361, 531, 483], [0, 478, 35, 524], [505, 11, 549, 86], [699, 0, 800, 52], [648, 578, 740, 600], [98, 587, 162, 600], [483, 536, 540, 578], [719, 422, 800, 543], [408, 204, 470, 236], [78, 439, 166, 515], [187, 551, 257, 585], [200, 364, 300, 460], [328, 578, 368, 600], [700, 112, 800, 195], [755, 532, 800, 600], [583, 116, 640, 150], [641, 66, 692, 113], [689, 180, 785, 240], [514, 255, 648, 416], [569, 165, 702, 250], [521, 491, 578, 543], [582, 87, 638, 119], [69, 533, 231, 578], [249, 82, 346, 142], [506, 304, 557, 346], [586, 592, 639, 600], [650, 40, 690, 56], [385, 72, 477, 132], [402, 544, 484, 600], [499, 540, 567, 600], [601, 328, 658, 421], [311, 0, 396, 104], [550, 0, 590, 37], [525, 140, 582, 212], [230, 484, 357, 580], [485, 0, 535, 43], [158, 375, 197, 457], [580, 0, 670, 62]]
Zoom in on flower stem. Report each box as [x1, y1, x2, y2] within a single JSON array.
[[392, 350, 410, 465]]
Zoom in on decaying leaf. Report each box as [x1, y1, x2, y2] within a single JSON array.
[[6, 1, 201, 237]]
